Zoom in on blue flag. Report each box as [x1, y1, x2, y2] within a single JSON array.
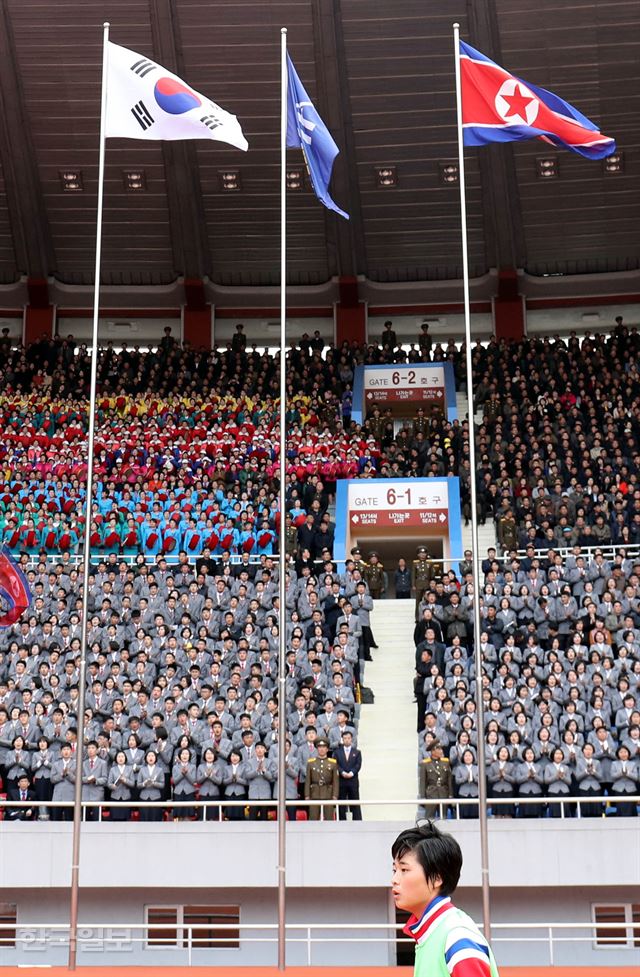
[[286, 55, 349, 220]]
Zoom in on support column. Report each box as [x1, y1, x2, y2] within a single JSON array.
[[24, 278, 54, 345], [183, 278, 212, 349], [493, 269, 525, 341], [335, 275, 366, 345]]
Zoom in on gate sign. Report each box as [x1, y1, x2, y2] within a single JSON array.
[[334, 476, 463, 569], [352, 362, 457, 423], [348, 480, 449, 529]]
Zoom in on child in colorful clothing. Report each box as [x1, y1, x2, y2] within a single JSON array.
[[392, 822, 500, 977]]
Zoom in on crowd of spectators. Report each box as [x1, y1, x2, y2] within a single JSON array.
[[414, 546, 640, 818], [0, 549, 371, 821], [1, 318, 640, 821], [3, 322, 640, 557]]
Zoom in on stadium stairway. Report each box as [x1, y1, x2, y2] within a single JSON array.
[[357, 598, 418, 821]]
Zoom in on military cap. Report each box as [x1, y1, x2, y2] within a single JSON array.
[[417, 546, 427, 555], [316, 738, 329, 748]]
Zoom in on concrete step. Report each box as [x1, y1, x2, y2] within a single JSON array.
[[357, 598, 419, 822]]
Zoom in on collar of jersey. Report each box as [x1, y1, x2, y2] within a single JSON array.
[[404, 895, 454, 944]]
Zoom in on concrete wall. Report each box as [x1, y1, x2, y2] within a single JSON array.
[[1, 821, 637, 890], [0, 887, 392, 968], [0, 821, 637, 968], [456, 886, 640, 969]]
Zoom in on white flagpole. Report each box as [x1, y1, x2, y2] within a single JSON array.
[[453, 22, 492, 939], [68, 21, 110, 971], [277, 24, 288, 974]]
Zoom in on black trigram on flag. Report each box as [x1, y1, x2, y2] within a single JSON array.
[[130, 58, 156, 79], [200, 114, 222, 132], [131, 101, 154, 131]]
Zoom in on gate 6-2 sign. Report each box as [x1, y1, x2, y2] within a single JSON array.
[[363, 365, 445, 405]]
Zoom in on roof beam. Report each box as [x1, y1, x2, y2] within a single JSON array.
[[149, 0, 212, 279], [467, 0, 527, 270], [0, 0, 55, 278], [310, 0, 367, 278]]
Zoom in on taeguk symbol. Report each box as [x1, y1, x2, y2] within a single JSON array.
[[154, 77, 202, 115]]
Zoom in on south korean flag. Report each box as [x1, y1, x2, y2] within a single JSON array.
[[105, 42, 248, 151]]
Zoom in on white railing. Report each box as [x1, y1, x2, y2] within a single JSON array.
[[1, 795, 638, 821], [0, 920, 638, 966], [512, 542, 640, 563], [21, 552, 266, 569]]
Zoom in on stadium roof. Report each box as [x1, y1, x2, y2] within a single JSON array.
[[0, 0, 638, 298]]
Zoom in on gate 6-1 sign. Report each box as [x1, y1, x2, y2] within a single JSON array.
[[347, 481, 449, 529]]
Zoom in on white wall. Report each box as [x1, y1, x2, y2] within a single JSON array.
[[367, 313, 494, 345], [457, 885, 640, 968], [213, 316, 334, 347], [3, 880, 638, 968], [0, 887, 391, 968], [1, 820, 637, 891], [526, 303, 640, 335], [56, 316, 180, 347]]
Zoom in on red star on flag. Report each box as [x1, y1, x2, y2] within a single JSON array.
[[502, 84, 535, 122]]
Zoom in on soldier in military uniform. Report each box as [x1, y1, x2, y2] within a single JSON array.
[[364, 551, 385, 600], [304, 738, 339, 821], [412, 406, 429, 437], [418, 740, 452, 819], [412, 546, 432, 619], [350, 546, 368, 576], [366, 407, 386, 442], [497, 508, 518, 554], [284, 515, 299, 556]]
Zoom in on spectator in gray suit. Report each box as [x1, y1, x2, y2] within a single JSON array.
[[197, 747, 225, 821], [246, 742, 276, 820], [5, 736, 31, 793], [453, 748, 479, 819], [50, 743, 75, 821], [172, 747, 197, 820], [82, 741, 108, 821], [610, 745, 638, 817], [107, 750, 135, 821], [32, 736, 54, 820], [136, 750, 164, 822], [272, 739, 301, 820], [222, 749, 249, 821], [544, 748, 573, 818], [575, 743, 603, 818], [514, 747, 544, 818]]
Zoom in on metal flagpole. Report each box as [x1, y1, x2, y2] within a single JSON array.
[[453, 22, 492, 940], [276, 25, 288, 973], [68, 21, 111, 971]]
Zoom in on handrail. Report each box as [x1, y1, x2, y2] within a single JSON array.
[[1, 794, 638, 817], [3, 918, 638, 968], [2, 920, 638, 930], [512, 542, 640, 563], [17, 542, 640, 570]]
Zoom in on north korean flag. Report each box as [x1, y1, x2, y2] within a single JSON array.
[[0, 547, 32, 628], [460, 41, 616, 160]]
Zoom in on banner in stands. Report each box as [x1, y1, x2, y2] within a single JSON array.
[[334, 477, 462, 567], [351, 362, 457, 423]]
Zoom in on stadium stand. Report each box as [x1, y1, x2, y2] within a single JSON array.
[[0, 327, 638, 821]]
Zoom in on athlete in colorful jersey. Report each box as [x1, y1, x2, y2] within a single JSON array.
[[392, 822, 500, 977]]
